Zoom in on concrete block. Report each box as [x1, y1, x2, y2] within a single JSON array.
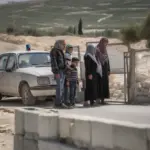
[[71, 117, 91, 148], [24, 132, 39, 141], [113, 123, 147, 150], [38, 140, 59, 150], [91, 120, 113, 149], [24, 138, 38, 150], [13, 135, 24, 150], [38, 140, 80, 150], [146, 127, 150, 150], [24, 108, 40, 138], [14, 108, 25, 135], [59, 115, 74, 141], [38, 113, 59, 140]]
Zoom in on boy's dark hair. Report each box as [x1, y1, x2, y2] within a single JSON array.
[[72, 57, 79, 62]]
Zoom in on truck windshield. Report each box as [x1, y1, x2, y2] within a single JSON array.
[[18, 53, 50, 68]]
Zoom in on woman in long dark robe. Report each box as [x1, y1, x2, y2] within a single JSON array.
[[96, 38, 110, 104], [84, 45, 102, 106]]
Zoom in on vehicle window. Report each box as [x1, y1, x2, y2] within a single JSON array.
[[18, 53, 50, 68], [0, 55, 9, 70], [6, 55, 16, 70]]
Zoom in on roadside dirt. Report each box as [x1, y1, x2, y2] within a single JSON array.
[[0, 108, 14, 150]]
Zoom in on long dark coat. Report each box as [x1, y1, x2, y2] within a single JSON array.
[[84, 55, 97, 102], [97, 60, 110, 99]]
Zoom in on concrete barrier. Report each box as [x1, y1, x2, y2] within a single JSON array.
[[38, 140, 79, 150], [38, 113, 59, 140], [24, 138, 38, 150], [24, 108, 41, 140], [71, 117, 91, 148], [13, 135, 24, 150], [113, 122, 147, 150], [14, 108, 25, 135], [91, 119, 113, 149], [14, 108, 150, 150], [147, 128, 150, 150], [59, 115, 75, 142]]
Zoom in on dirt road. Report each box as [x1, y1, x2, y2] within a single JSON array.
[[0, 109, 14, 150]]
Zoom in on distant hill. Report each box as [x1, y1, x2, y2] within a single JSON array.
[[0, 0, 150, 32]]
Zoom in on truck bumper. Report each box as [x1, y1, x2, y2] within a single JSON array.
[[30, 85, 56, 97]]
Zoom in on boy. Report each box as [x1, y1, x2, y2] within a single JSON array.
[[65, 44, 73, 66], [65, 57, 79, 107]]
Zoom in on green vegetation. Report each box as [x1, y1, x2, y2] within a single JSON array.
[[3, 12, 150, 46], [120, 13, 150, 48], [6, 25, 77, 37], [120, 25, 141, 47], [0, 0, 149, 34], [78, 18, 83, 35]]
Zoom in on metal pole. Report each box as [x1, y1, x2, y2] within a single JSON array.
[[124, 52, 127, 103]]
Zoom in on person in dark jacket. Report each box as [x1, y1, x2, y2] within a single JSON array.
[[50, 40, 67, 108], [96, 37, 110, 104], [84, 45, 102, 106]]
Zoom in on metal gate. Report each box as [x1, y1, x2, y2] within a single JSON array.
[[86, 41, 128, 103], [124, 51, 130, 103]]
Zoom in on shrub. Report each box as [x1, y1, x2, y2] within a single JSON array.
[[6, 25, 15, 34], [120, 25, 141, 45], [141, 13, 150, 39], [103, 29, 113, 37], [23, 28, 40, 36], [66, 26, 74, 34]]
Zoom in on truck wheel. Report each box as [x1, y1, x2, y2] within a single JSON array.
[[20, 83, 36, 106], [0, 94, 2, 100]]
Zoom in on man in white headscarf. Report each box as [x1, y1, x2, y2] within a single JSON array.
[[50, 40, 67, 108]]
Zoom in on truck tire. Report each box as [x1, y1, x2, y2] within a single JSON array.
[[20, 83, 36, 106]]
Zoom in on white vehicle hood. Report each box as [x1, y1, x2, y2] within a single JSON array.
[[17, 67, 53, 76]]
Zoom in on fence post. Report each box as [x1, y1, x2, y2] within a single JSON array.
[[128, 49, 136, 103]]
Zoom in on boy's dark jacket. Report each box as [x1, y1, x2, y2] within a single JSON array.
[[50, 48, 66, 74]]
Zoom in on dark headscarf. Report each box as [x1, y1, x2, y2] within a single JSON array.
[[96, 38, 109, 65]]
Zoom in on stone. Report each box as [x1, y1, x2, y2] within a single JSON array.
[[141, 79, 150, 88], [136, 73, 148, 82]]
